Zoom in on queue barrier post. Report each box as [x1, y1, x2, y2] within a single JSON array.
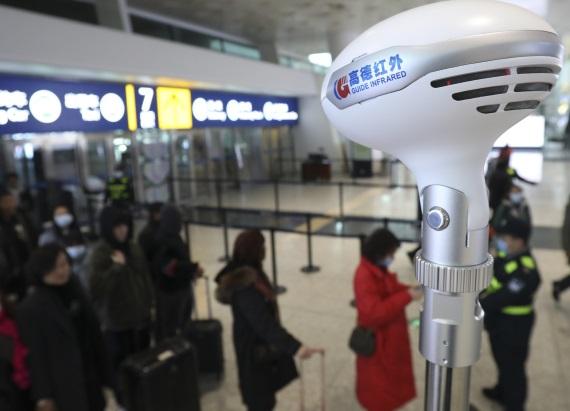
[[218, 208, 230, 263], [301, 214, 321, 274]]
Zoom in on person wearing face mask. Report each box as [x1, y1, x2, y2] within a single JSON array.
[[0, 276, 31, 411], [491, 185, 532, 236], [480, 217, 540, 411], [39, 203, 88, 288], [16, 244, 119, 411], [86, 206, 154, 381], [353, 228, 422, 411]]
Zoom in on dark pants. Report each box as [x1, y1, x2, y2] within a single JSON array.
[[246, 394, 276, 411], [104, 328, 150, 405], [156, 287, 193, 341], [488, 313, 534, 411], [104, 328, 150, 375]]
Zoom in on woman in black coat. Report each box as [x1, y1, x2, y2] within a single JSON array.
[[215, 230, 321, 411], [16, 244, 118, 411], [152, 205, 202, 340]]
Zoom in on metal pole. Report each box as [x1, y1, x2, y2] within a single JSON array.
[[274, 179, 280, 214], [425, 363, 471, 411], [338, 182, 344, 219], [301, 214, 320, 273], [415, 185, 493, 411], [86, 195, 96, 238], [215, 178, 223, 211], [270, 229, 287, 295], [218, 208, 230, 263]]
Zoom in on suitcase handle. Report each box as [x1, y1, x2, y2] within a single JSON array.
[[299, 351, 326, 411], [193, 274, 213, 320]]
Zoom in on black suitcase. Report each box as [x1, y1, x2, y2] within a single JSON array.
[[185, 276, 224, 378], [120, 337, 201, 411]]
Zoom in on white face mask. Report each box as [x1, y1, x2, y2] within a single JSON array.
[[54, 213, 73, 228], [66, 245, 86, 259]]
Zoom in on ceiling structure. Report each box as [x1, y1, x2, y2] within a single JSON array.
[[128, 0, 570, 58]]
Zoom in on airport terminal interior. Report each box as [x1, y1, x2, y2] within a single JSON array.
[[1, 0, 570, 411]]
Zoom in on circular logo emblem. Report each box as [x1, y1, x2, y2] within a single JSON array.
[[334, 75, 350, 100], [29, 90, 62, 124], [226, 99, 240, 122], [192, 97, 208, 122], [99, 93, 125, 123]]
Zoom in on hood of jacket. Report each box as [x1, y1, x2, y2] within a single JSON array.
[[215, 266, 258, 305], [157, 205, 182, 239], [99, 206, 132, 253]]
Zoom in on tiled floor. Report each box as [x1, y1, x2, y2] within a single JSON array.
[[188, 160, 570, 411]]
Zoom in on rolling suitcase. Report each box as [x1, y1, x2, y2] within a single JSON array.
[[120, 337, 201, 411], [185, 276, 224, 378]]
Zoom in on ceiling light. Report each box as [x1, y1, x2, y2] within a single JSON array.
[[308, 53, 332, 67]]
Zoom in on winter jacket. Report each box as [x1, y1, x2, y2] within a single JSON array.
[[152, 206, 198, 292], [87, 240, 154, 331], [0, 325, 30, 411], [354, 257, 416, 411], [216, 265, 301, 408], [16, 280, 112, 411]]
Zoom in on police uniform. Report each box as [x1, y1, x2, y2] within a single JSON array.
[[480, 248, 540, 411], [105, 174, 134, 208]]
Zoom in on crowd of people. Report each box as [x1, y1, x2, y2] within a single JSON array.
[[2, 145, 570, 411], [0, 177, 209, 411], [0, 173, 324, 411]]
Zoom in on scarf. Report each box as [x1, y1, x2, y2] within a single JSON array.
[[0, 310, 30, 390]]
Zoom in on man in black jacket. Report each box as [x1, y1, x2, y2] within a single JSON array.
[[480, 218, 540, 411], [152, 205, 202, 340]]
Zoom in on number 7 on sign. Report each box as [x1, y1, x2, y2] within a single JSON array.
[[138, 87, 154, 112]]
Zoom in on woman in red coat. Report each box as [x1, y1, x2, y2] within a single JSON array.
[[354, 229, 422, 411]]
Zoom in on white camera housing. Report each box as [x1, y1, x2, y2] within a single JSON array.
[[321, 0, 563, 229]]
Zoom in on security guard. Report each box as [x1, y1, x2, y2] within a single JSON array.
[[480, 217, 540, 411], [105, 174, 133, 207]]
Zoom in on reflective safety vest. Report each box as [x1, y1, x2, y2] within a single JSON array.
[[486, 252, 535, 316], [107, 177, 132, 202]]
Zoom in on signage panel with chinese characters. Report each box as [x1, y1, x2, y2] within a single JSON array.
[[191, 90, 299, 128], [0, 74, 128, 134]]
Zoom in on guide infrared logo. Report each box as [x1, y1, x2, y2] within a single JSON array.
[[333, 75, 350, 100]]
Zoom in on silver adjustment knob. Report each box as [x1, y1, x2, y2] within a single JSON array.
[[426, 207, 450, 231]]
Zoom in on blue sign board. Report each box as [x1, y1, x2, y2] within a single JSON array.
[[191, 90, 299, 128], [0, 74, 300, 134], [0, 74, 128, 134]]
